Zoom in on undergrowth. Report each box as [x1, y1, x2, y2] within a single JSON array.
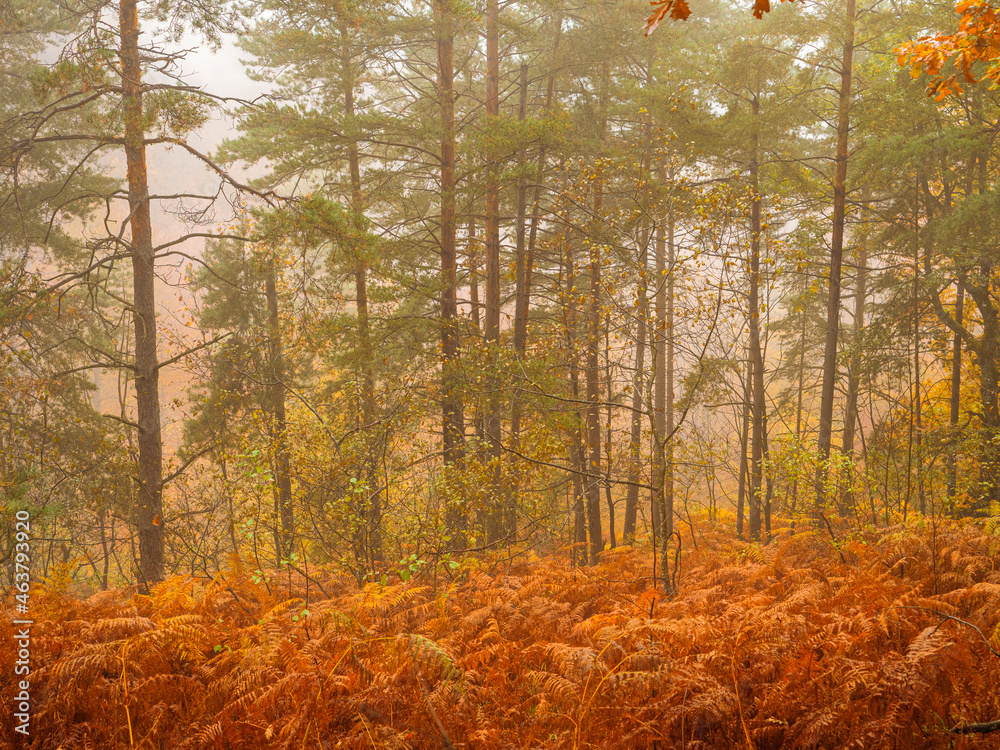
[[2, 519, 999, 749]]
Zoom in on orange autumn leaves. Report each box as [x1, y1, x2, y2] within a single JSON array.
[[644, 0, 793, 36], [897, 0, 1000, 99], [646, 0, 1000, 105]]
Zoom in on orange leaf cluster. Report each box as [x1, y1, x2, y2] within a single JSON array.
[[645, 0, 793, 35], [897, 0, 1000, 99], [2, 520, 999, 748]]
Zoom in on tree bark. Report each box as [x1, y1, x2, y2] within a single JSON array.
[[815, 0, 855, 510], [623, 229, 649, 543], [748, 96, 765, 540], [508, 62, 531, 538], [484, 0, 502, 543], [604, 318, 615, 549], [947, 279, 964, 510], [436, 0, 465, 537], [653, 219, 667, 542], [265, 264, 294, 563], [565, 243, 587, 566], [736, 351, 750, 536], [119, 0, 164, 586], [841, 192, 868, 514], [342, 26, 382, 563], [586, 168, 604, 565]]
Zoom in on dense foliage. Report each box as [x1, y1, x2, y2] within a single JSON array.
[[3, 0, 1000, 742], [2, 517, 999, 747]]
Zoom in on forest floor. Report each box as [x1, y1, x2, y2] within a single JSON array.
[[3, 517, 1000, 749]]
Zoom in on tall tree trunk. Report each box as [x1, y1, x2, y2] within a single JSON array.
[[623, 229, 649, 543], [484, 0, 503, 543], [736, 351, 750, 536], [342, 29, 382, 563], [748, 96, 765, 541], [565, 243, 587, 566], [508, 63, 530, 537], [604, 318, 615, 549], [512, 63, 530, 369], [119, 0, 163, 586], [841, 192, 868, 514], [469, 218, 481, 331], [653, 219, 667, 542], [947, 279, 963, 511], [789, 306, 806, 515], [815, 0, 855, 510], [436, 0, 465, 538], [586, 167, 604, 565], [913, 206, 925, 515], [968, 265, 1000, 514], [665, 186, 675, 545], [265, 264, 294, 563]]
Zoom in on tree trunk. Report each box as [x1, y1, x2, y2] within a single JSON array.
[[623, 229, 649, 543], [343, 30, 382, 563], [436, 0, 465, 537], [265, 264, 294, 563], [947, 279, 963, 511], [736, 351, 750, 536], [565, 243, 587, 566], [968, 266, 1000, 514], [914, 209, 925, 515], [815, 0, 855, 510], [653, 219, 667, 542], [119, 0, 163, 586], [508, 62, 530, 537], [841, 192, 868, 513], [665, 187, 675, 544], [586, 168, 604, 565], [748, 97, 765, 541], [604, 318, 615, 549], [789, 306, 806, 514], [483, 0, 503, 544]]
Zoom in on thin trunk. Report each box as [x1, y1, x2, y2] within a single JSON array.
[[790, 308, 806, 514], [343, 32, 382, 563], [508, 63, 530, 537], [748, 97, 765, 541], [947, 279, 964, 510], [914, 211, 924, 515], [586, 168, 604, 565], [120, 0, 163, 586], [604, 318, 615, 550], [265, 265, 294, 562], [623, 230, 649, 543], [815, 0, 855, 510], [436, 0, 465, 538], [512, 63, 531, 361], [468, 219, 486, 461], [736, 352, 750, 536], [842, 192, 868, 511], [469, 218, 481, 331], [584, 66, 608, 565], [665, 191, 675, 545], [653, 222, 667, 542], [971, 265, 1000, 514], [99, 506, 110, 591], [566, 244, 587, 566], [484, 0, 502, 543], [763, 415, 773, 537]]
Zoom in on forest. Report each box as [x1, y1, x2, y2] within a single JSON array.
[[1, 0, 1000, 746]]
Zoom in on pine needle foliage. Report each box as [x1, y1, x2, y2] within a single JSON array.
[[3, 519, 999, 748]]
